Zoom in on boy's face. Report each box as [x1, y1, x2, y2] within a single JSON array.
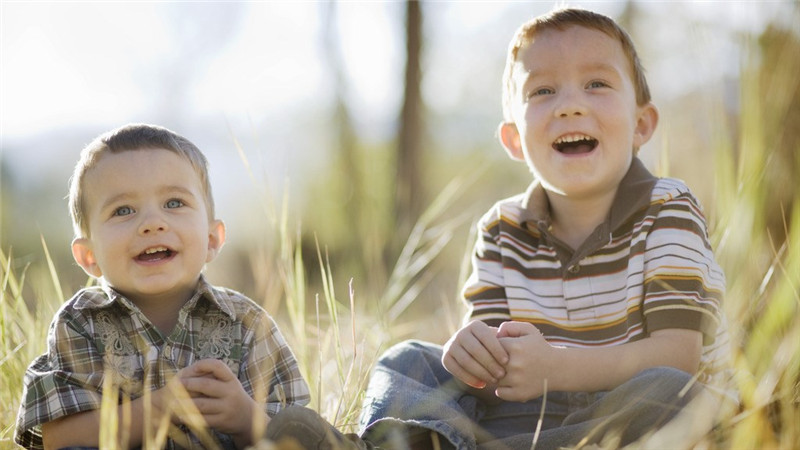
[[72, 148, 224, 305], [500, 25, 657, 201]]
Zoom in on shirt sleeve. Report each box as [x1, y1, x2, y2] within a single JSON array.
[[463, 206, 513, 327], [14, 307, 105, 449], [641, 191, 726, 344], [239, 310, 310, 416]]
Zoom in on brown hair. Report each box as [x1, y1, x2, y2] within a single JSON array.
[[68, 123, 214, 238], [501, 7, 651, 122]]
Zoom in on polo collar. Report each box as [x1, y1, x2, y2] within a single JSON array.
[[519, 157, 657, 235]]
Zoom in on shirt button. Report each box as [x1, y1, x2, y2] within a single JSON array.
[[568, 264, 580, 274]]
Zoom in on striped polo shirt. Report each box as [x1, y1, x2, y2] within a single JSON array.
[[463, 158, 731, 387]]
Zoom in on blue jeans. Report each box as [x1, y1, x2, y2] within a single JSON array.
[[358, 340, 702, 450]]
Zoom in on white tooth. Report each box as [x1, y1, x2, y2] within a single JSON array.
[[555, 134, 594, 145]]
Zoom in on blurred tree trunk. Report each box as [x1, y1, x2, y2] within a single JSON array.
[[395, 0, 424, 243], [321, 1, 361, 242], [758, 24, 799, 246]]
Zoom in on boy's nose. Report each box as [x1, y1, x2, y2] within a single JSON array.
[[554, 90, 588, 117], [138, 212, 169, 234]]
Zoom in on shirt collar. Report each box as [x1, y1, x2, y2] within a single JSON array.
[[519, 157, 657, 233], [75, 275, 237, 320]]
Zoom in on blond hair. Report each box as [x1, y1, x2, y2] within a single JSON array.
[[68, 123, 214, 238], [501, 7, 651, 122]]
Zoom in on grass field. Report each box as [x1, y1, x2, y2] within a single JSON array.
[[2, 36, 798, 450]]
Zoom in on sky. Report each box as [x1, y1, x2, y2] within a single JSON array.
[[2, 2, 790, 150], [1, 1, 796, 247], [1, 2, 412, 232], [0, 1, 557, 232]]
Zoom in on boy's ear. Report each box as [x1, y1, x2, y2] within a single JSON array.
[[71, 238, 103, 278], [206, 219, 226, 263], [633, 102, 659, 148], [498, 122, 525, 161]]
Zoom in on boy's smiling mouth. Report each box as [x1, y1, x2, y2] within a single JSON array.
[[136, 246, 175, 262], [553, 133, 598, 154]]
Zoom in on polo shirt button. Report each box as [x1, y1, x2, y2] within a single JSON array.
[[568, 264, 580, 274]]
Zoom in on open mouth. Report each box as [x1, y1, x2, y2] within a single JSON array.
[[553, 134, 598, 155], [136, 246, 175, 262]]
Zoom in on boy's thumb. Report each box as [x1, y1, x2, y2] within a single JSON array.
[[496, 321, 539, 338]]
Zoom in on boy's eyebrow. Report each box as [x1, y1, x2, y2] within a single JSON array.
[[97, 192, 134, 212], [579, 61, 625, 76], [160, 185, 198, 197], [524, 61, 621, 79]]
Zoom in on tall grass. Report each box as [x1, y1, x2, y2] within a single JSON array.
[[2, 42, 799, 450], [1, 243, 62, 445], [702, 46, 800, 448], [0, 180, 466, 448]]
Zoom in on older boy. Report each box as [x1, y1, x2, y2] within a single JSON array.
[[14, 124, 310, 449], [265, 7, 731, 450], [358, 7, 731, 449]]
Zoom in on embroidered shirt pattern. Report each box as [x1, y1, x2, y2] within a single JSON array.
[[14, 276, 310, 449]]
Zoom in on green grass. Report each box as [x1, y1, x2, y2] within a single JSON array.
[[2, 149, 798, 449], [1, 241, 63, 445], [2, 41, 799, 450]]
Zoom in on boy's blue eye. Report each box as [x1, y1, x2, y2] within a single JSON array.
[[113, 206, 134, 217], [165, 199, 184, 209], [530, 87, 554, 97], [588, 80, 608, 89]]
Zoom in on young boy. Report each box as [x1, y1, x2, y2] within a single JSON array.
[[14, 124, 310, 449], [264, 7, 731, 450]]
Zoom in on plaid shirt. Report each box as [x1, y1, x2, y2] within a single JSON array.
[[14, 276, 310, 449]]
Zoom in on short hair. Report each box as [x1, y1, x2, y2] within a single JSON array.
[[68, 123, 215, 238], [501, 8, 651, 122]]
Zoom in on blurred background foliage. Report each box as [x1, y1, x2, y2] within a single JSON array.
[[2, 1, 800, 446], [2, 2, 794, 335]]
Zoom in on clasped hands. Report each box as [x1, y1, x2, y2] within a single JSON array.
[[442, 320, 556, 402], [151, 359, 265, 447]]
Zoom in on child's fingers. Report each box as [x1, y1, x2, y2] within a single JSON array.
[[444, 329, 504, 383], [496, 321, 539, 339], [186, 395, 225, 415], [443, 343, 490, 387], [442, 350, 487, 389], [472, 323, 509, 367], [494, 385, 526, 403], [181, 375, 228, 399], [462, 322, 508, 378], [180, 359, 235, 381]]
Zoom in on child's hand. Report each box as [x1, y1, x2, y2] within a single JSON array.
[[442, 320, 508, 390], [178, 359, 266, 446], [495, 321, 555, 402]]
